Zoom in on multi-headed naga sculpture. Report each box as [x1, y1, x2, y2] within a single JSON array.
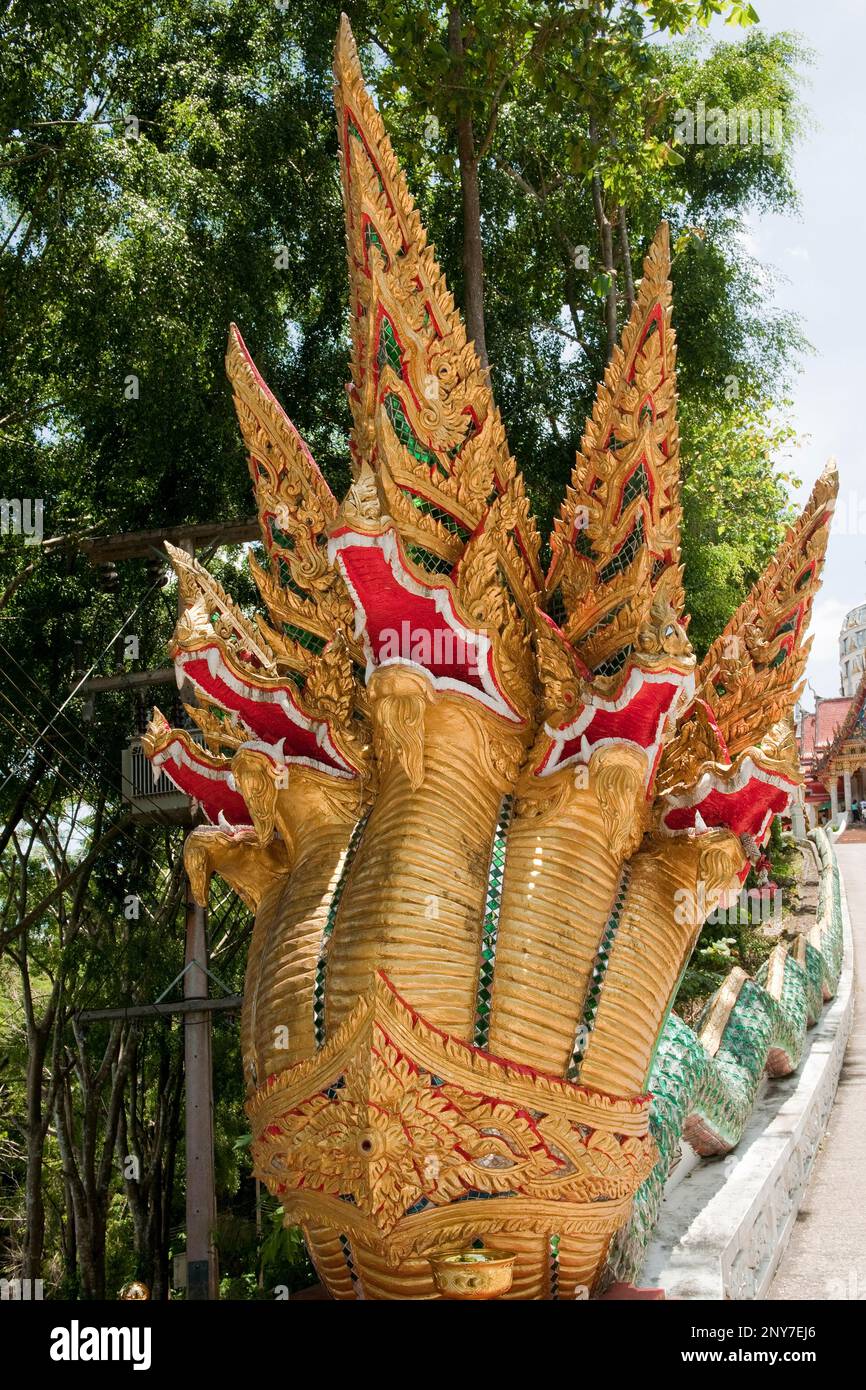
[[143, 18, 837, 1298]]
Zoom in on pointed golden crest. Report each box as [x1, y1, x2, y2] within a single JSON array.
[[332, 15, 541, 591], [695, 461, 837, 760], [547, 224, 687, 681], [225, 324, 357, 647], [165, 540, 276, 669], [654, 699, 728, 798], [183, 702, 247, 754], [165, 540, 368, 774]]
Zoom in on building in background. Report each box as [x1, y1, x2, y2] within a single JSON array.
[[797, 695, 852, 824], [839, 602, 866, 696]]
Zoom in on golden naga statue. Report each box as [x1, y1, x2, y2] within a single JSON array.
[[143, 17, 836, 1299]]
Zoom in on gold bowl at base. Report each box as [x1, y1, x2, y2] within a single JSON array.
[[119, 1281, 150, 1300], [428, 1248, 517, 1300]]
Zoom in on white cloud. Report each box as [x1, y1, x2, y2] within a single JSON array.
[[809, 597, 850, 664]]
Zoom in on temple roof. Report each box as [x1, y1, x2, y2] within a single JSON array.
[[815, 668, 866, 774], [799, 711, 816, 759], [799, 696, 851, 772], [815, 696, 853, 748]]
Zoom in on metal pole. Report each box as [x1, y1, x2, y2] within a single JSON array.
[[184, 886, 219, 1299], [176, 535, 219, 1300], [77, 996, 242, 1024]]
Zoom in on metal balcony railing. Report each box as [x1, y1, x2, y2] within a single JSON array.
[[121, 730, 205, 821]]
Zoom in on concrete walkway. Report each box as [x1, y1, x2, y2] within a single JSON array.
[[767, 842, 866, 1299]]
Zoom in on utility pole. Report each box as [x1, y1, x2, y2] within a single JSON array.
[[77, 518, 257, 1298], [176, 534, 218, 1300], [184, 891, 218, 1298]]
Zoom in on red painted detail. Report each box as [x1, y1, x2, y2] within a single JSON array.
[[336, 540, 522, 718], [544, 676, 683, 773], [231, 325, 329, 488], [663, 775, 793, 838], [157, 747, 251, 826], [343, 106, 405, 250], [180, 651, 352, 774]]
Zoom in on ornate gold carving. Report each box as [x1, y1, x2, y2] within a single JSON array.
[[184, 826, 289, 912], [592, 744, 648, 860], [138, 16, 836, 1300], [249, 973, 655, 1258], [337, 458, 384, 530], [695, 462, 837, 759], [230, 746, 281, 847], [547, 222, 689, 683], [368, 666, 432, 790], [166, 541, 276, 669], [182, 703, 246, 754]]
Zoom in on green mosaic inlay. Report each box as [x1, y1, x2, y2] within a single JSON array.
[[795, 566, 813, 590], [549, 1234, 561, 1300], [567, 866, 630, 1081], [377, 316, 404, 376], [404, 491, 471, 540], [365, 223, 385, 261], [384, 393, 448, 476], [621, 461, 650, 511], [573, 526, 596, 560], [278, 558, 309, 601], [283, 622, 327, 655], [546, 585, 567, 628], [338, 1233, 363, 1296], [598, 516, 645, 586], [473, 795, 515, 1049], [314, 811, 370, 1047], [269, 520, 296, 552], [405, 543, 453, 576], [593, 644, 633, 679]]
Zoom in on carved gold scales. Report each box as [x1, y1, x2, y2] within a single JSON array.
[[143, 16, 836, 1298]]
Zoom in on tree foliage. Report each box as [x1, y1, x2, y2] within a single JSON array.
[[0, 0, 813, 1297]]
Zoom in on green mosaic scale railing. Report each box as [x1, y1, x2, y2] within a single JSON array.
[[313, 811, 371, 1047], [605, 827, 845, 1286], [567, 866, 630, 1081], [474, 794, 515, 1049]]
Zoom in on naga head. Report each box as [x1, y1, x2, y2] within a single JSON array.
[[142, 16, 837, 1300]]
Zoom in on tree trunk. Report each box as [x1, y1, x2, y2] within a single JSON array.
[[54, 1021, 132, 1298], [589, 121, 617, 361], [22, 1033, 48, 1279], [448, 7, 489, 370], [619, 207, 635, 313]]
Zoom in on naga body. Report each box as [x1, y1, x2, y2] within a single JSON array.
[[144, 17, 837, 1299]]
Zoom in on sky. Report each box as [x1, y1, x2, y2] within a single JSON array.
[[702, 0, 866, 704]]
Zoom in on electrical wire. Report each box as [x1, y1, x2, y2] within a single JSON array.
[[0, 679, 180, 893], [0, 572, 169, 795], [0, 631, 197, 828]]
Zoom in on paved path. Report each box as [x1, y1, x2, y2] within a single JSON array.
[[767, 842, 866, 1299]]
